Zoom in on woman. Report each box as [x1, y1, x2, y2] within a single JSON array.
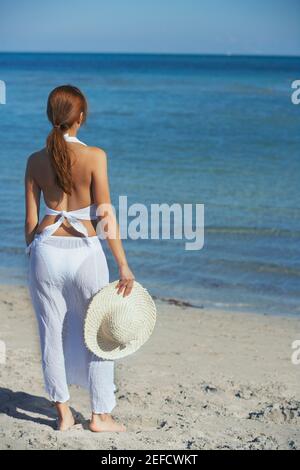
[[25, 85, 134, 432]]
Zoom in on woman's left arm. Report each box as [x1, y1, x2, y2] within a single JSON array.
[[24, 154, 41, 246]]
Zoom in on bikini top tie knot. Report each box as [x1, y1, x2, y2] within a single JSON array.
[[60, 210, 79, 220]]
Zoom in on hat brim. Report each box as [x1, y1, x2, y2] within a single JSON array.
[[84, 280, 157, 360]]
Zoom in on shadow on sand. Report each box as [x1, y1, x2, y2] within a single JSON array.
[[0, 388, 86, 429]]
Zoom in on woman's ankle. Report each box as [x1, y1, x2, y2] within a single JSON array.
[[91, 412, 111, 421], [55, 401, 72, 419]]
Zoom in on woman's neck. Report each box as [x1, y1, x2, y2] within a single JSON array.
[[66, 124, 79, 137]]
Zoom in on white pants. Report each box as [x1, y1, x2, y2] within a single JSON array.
[[27, 234, 116, 414]]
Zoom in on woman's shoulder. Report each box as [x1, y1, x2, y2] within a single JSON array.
[[26, 148, 47, 166], [84, 145, 108, 165], [85, 145, 107, 157]]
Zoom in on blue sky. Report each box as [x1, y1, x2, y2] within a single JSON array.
[[0, 0, 299, 55]]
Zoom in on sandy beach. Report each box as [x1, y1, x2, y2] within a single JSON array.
[[0, 283, 299, 450]]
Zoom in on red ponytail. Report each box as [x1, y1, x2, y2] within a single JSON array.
[[46, 85, 88, 195]]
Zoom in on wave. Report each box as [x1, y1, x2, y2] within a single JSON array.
[[206, 226, 300, 238], [0, 247, 25, 255], [205, 258, 300, 277]]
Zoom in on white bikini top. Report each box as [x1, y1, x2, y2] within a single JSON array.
[[43, 203, 98, 238], [25, 133, 98, 254]]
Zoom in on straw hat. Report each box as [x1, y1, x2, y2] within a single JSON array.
[[84, 280, 157, 360]]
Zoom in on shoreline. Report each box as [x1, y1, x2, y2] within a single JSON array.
[[0, 279, 298, 319], [0, 283, 300, 450]]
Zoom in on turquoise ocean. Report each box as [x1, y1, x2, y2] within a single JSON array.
[[0, 53, 299, 315]]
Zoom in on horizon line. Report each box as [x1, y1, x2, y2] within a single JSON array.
[[0, 50, 300, 59]]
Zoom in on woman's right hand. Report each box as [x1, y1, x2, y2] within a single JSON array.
[[116, 264, 135, 297]]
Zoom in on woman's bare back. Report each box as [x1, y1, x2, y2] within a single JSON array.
[[29, 141, 106, 237]]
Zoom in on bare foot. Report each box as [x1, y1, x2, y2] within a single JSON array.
[[57, 409, 75, 431], [89, 413, 126, 432]]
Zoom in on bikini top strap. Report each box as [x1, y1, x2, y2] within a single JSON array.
[[44, 205, 98, 220], [63, 133, 87, 146]]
